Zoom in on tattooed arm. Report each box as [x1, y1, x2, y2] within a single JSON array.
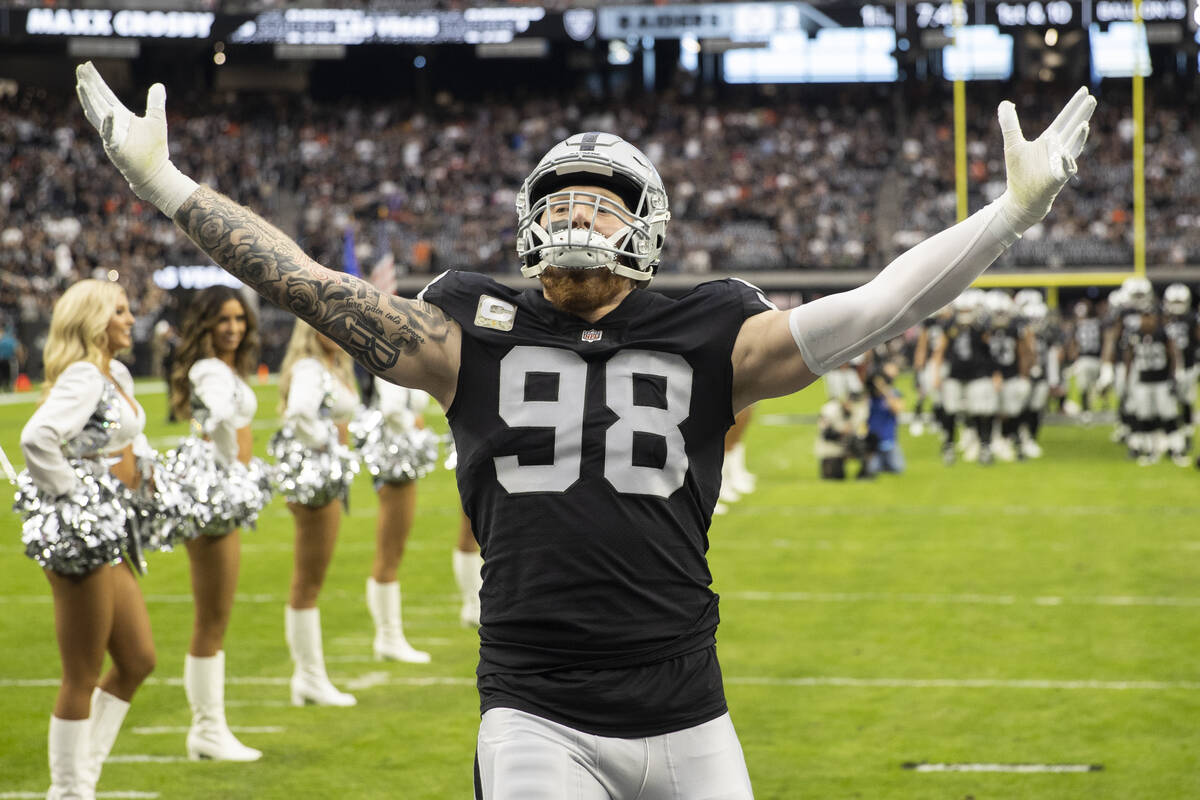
[[176, 187, 461, 405], [74, 62, 461, 406]]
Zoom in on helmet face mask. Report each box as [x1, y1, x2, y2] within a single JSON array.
[[1163, 282, 1192, 316], [1121, 277, 1155, 314], [516, 132, 670, 282]]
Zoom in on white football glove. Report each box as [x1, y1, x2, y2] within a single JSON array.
[[75, 61, 198, 217], [996, 86, 1097, 233]]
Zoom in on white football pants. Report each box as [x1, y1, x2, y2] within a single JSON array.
[[999, 377, 1032, 418], [475, 708, 754, 800], [942, 377, 998, 416], [1072, 356, 1102, 396]]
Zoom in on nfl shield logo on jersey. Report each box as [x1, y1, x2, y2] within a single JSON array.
[[581, 329, 603, 343]]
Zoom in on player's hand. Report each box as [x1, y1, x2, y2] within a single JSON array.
[[75, 61, 197, 216], [997, 87, 1097, 232]]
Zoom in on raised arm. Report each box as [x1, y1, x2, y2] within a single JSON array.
[[174, 186, 460, 404], [732, 88, 1096, 412], [74, 62, 460, 406]]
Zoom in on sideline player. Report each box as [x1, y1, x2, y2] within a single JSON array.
[[76, 62, 1095, 798]]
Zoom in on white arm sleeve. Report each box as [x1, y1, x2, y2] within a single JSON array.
[[1047, 346, 1062, 387], [789, 198, 1020, 376], [19, 362, 105, 496], [284, 359, 330, 447]]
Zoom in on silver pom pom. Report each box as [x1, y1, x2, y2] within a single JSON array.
[[13, 460, 131, 576], [269, 427, 360, 507], [127, 452, 196, 551], [349, 409, 440, 488], [161, 437, 274, 538]]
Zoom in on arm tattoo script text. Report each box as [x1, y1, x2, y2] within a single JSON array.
[[174, 187, 451, 378]]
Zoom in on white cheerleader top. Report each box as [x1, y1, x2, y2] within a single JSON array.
[[285, 358, 360, 447], [20, 360, 147, 497], [189, 358, 257, 466], [374, 376, 429, 434]]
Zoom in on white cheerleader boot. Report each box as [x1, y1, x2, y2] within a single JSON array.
[[727, 442, 757, 495], [452, 550, 483, 629], [366, 578, 430, 663], [184, 652, 262, 761], [285, 606, 356, 707], [47, 716, 93, 800], [82, 688, 129, 789]]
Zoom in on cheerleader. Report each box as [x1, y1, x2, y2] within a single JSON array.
[[17, 280, 158, 798], [440, 437, 483, 629], [167, 286, 268, 761], [452, 511, 483, 629], [354, 377, 442, 661], [273, 322, 360, 706]]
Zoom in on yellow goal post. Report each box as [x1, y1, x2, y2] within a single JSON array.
[[949, 0, 1148, 307]]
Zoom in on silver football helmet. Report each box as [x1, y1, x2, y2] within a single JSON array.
[[1013, 288, 1044, 310], [985, 289, 1015, 326], [953, 288, 986, 325], [515, 132, 670, 282], [1163, 282, 1191, 316], [1121, 276, 1155, 313]]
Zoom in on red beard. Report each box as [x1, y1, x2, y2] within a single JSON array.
[[539, 267, 632, 316]]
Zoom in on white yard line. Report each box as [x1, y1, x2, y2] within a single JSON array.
[[903, 762, 1101, 773], [1, 794, 158, 799], [718, 504, 1200, 517], [3, 674, 1196, 691], [5, 588, 1198, 609], [131, 726, 285, 735], [728, 676, 1200, 690], [725, 590, 1200, 607]]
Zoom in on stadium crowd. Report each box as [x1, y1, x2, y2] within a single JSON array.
[[2, 82, 1198, 377]]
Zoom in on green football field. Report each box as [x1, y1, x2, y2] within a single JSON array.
[[1, 378, 1198, 800]]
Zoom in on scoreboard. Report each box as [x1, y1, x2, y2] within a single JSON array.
[[598, 1, 1191, 37]]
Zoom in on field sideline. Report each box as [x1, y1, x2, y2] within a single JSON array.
[[1, 377, 1198, 799]]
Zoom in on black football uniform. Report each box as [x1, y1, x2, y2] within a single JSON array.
[[419, 271, 773, 738], [945, 322, 992, 381], [1165, 313, 1198, 371], [989, 322, 1022, 380], [1074, 316, 1103, 360], [1131, 326, 1172, 384]]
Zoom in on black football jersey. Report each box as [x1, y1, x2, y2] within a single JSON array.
[[988, 322, 1021, 379], [945, 323, 992, 380], [1130, 326, 1172, 383], [1165, 313, 1198, 369], [419, 271, 773, 736], [1074, 317, 1103, 358], [1029, 324, 1060, 381]]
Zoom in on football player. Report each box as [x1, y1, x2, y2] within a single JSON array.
[[930, 288, 997, 464], [1121, 282, 1184, 464], [1066, 298, 1105, 420], [985, 290, 1031, 461], [1018, 300, 1061, 459], [910, 305, 954, 437], [1162, 283, 1198, 454], [75, 62, 1095, 799], [1099, 286, 1136, 447]]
